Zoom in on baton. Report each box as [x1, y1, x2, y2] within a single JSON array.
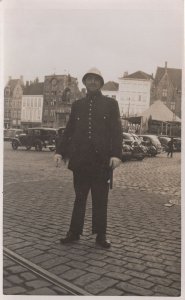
[[109, 167, 113, 189]]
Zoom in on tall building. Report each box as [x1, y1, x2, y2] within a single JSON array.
[[4, 76, 24, 128], [43, 74, 81, 128], [21, 81, 44, 128], [118, 71, 153, 117], [151, 62, 182, 118]]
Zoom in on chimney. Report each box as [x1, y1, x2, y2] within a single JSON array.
[[123, 71, 128, 77]]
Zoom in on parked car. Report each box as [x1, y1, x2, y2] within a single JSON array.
[[158, 136, 181, 152], [11, 128, 57, 151], [4, 128, 24, 141], [139, 134, 162, 156], [122, 133, 145, 161], [173, 137, 181, 152], [158, 136, 171, 152]]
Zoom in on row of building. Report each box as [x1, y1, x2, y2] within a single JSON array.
[[4, 62, 181, 130]]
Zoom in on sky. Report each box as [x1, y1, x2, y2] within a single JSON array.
[[2, 0, 184, 89]]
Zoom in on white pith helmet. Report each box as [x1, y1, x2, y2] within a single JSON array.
[[82, 67, 104, 87]]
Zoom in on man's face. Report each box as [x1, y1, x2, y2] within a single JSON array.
[[84, 74, 102, 92]]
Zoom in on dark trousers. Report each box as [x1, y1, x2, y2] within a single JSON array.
[[167, 150, 173, 157], [69, 168, 110, 235]]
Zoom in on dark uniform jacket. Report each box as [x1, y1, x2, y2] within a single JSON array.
[[56, 91, 122, 171]]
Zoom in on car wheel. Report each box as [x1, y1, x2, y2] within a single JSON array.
[[12, 140, 18, 150], [35, 141, 42, 151]]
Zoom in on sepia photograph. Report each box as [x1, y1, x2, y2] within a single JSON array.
[[1, 0, 184, 298]]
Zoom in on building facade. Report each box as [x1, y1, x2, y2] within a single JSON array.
[[4, 76, 24, 128], [151, 62, 182, 118], [118, 71, 153, 117], [43, 74, 81, 128], [21, 81, 44, 128]]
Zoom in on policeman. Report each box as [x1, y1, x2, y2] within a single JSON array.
[[55, 68, 122, 248]]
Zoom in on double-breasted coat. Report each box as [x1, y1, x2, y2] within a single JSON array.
[[56, 91, 122, 170]]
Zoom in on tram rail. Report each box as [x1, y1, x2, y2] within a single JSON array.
[[3, 247, 91, 296]]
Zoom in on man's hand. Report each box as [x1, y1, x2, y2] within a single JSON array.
[[109, 157, 122, 169], [54, 154, 62, 167]]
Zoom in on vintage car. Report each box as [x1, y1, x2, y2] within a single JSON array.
[[122, 133, 146, 161], [173, 137, 181, 152], [158, 135, 181, 152], [11, 128, 57, 151], [4, 128, 24, 141], [158, 136, 171, 152], [139, 134, 162, 156]]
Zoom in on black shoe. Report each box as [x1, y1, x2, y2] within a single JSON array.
[[60, 231, 80, 244], [96, 234, 111, 248]]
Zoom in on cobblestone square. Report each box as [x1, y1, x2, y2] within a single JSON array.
[[3, 142, 181, 296]]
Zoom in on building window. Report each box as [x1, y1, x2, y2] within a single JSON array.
[[138, 95, 141, 101], [5, 88, 10, 96], [162, 89, 167, 97], [62, 88, 71, 102], [44, 110, 48, 116], [22, 109, 25, 120]]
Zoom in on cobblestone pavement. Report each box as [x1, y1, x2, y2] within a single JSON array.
[[3, 142, 181, 296], [3, 256, 71, 295]]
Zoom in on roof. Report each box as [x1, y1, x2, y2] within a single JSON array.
[[155, 67, 182, 90], [23, 82, 44, 95], [121, 71, 153, 80], [141, 100, 181, 122], [102, 81, 119, 91]]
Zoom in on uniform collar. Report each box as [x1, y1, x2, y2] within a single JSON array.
[[86, 90, 102, 101]]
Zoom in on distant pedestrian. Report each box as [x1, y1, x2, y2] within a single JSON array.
[[167, 137, 174, 158], [54, 67, 122, 248], [55, 128, 65, 167]]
